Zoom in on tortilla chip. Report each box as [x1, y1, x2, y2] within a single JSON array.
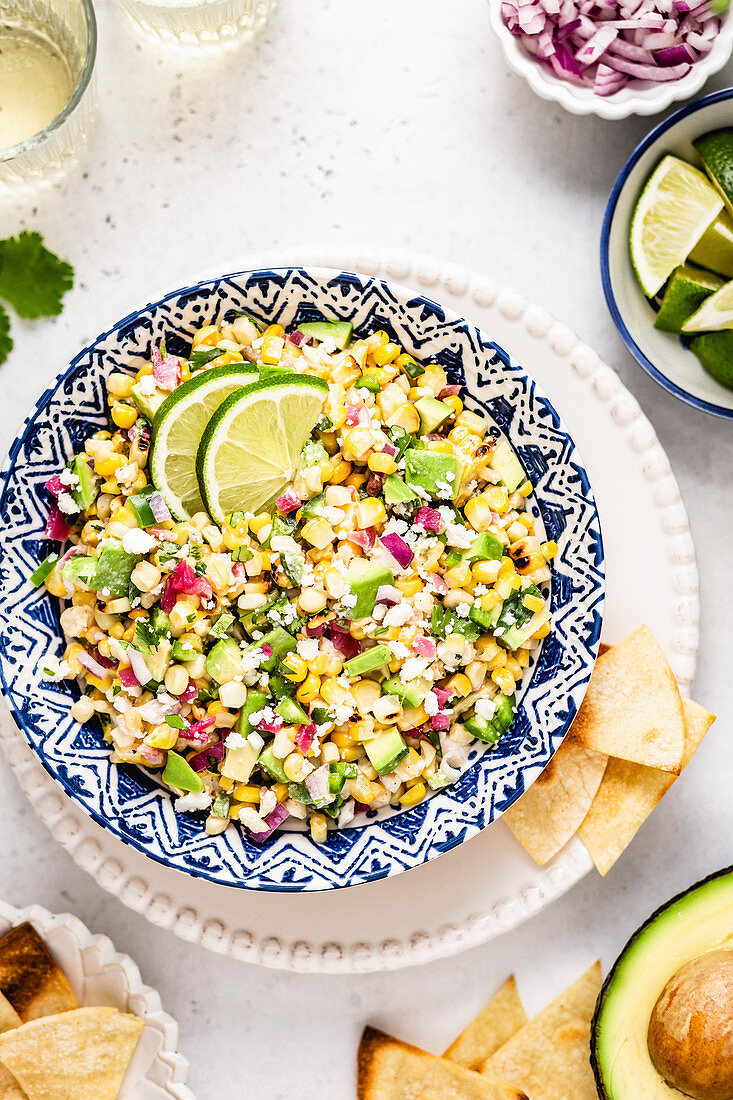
[[444, 977, 528, 1071], [0, 997, 20, 1036], [0, 1007, 143, 1100], [0, 1065, 26, 1100], [479, 964, 602, 1097], [502, 737, 608, 865], [571, 625, 684, 773], [597, 642, 611, 657], [0, 925, 77, 1023], [578, 699, 715, 875], [358, 1027, 528, 1100]]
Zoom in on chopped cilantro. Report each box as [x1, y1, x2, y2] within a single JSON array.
[[0, 232, 73, 319], [133, 621, 158, 653], [189, 347, 224, 371], [431, 605, 480, 643], [165, 715, 186, 729]]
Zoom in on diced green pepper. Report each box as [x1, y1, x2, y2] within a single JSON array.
[[328, 761, 358, 795], [237, 690, 268, 738], [29, 553, 59, 588], [163, 751, 203, 794], [209, 611, 236, 640], [128, 484, 157, 528], [399, 355, 424, 380], [387, 426, 412, 461], [384, 475, 419, 507], [463, 532, 503, 563], [355, 371, 380, 393], [251, 626, 297, 671], [172, 639, 198, 662], [276, 695, 309, 725], [463, 715, 500, 744], [71, 455, 98, 511], [259, 746, 289, 784], [301, 492, 326, 519], [212, 791, 231, 818]]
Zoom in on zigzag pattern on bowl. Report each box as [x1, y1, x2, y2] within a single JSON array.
[[0, 900, 193, 1099], [0, 267, 603, 892], [0, 253, 698, 969]]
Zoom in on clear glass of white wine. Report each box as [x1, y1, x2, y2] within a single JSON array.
[[111, 0, 276, 47], [0, 0, 97, 186]]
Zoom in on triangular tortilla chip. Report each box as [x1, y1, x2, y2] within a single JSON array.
[[358, 1027, 528, 1100], [578, 699, 715, 875], [0, 1064, 26, 1100], [503, 737, 608, 865], [0, 1007, 143, 1100], [571, 626, 684, 773], [479, 964, 602, 1097], [0, 996, 20, 1036], [444, 977, 528, 1071], [0, 925, 77, 1022], [597, 642, 611, 657]]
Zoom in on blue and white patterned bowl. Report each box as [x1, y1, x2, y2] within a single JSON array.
[[0, 267, 604, 892]]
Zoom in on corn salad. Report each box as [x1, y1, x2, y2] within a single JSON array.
[[33, 314, 555, 844]]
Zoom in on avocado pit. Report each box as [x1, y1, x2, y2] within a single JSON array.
[[647, 948, 733, 1100]]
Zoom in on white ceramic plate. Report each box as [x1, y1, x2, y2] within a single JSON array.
[[0, 251, 699, 973], [0, 900, 192, 1098]]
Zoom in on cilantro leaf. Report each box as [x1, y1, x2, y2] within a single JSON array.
[[0, 232, 74, 319], [0, 304, 12, 365], [189, 347, 224, 371]]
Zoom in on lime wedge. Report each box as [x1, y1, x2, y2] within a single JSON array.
[[688, 210, 733, 278], [654, 264, 724, 334], [197, 374, 329, 524], [682, 276, 733, 333], [694, 129, 733, 217], [150, 365, 258, 520], [630, 155, 723, 298], [690, 330, 733, 389]]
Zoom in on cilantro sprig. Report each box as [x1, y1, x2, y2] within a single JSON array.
[[0, 232, 74, 365]]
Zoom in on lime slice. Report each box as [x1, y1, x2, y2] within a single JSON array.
[[690, 330, 733, 389], [682, 276, 733, 333], [694, 129, 733, 217], [689, 210, 733, 278], [150, 365, 258, 520], [197, 374, 329, 524], [630, 155, 723, 298], [654, 264, 724, 334]]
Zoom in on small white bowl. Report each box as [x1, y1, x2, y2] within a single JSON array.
[[602, 87, 733, 417], [487, 1, 733, 120], [0, 901, 193, 1100]]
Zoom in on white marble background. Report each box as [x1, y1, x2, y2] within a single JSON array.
[[1, 1, 732, 1096]]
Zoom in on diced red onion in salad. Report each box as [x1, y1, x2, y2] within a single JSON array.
[[249, 802, 290, 844], [304, 765, 335, 807], [376, 584, 402, 606], [437, 384, 462, 399], [287, 330, 314, 347], [45, 503, 70, 542], [379, 532, 414, 569], [139, 744, 165, 767], [76, 650, 111, 680], [276, 488, 301, 514], [500, 0, 721, 96], [295, 722, 317, 752], [180, 680, 198, 704], [44, 475, 65, 497], [119, 667, 139, 689], [182, 716, 216, 743], [189, 740, 225, 772], [151, 345, 181, 392], [305, 619, 328, 638], [330, 624, 361, 659], [127, 648, 152, 687], [92, 646, 116, 670], [149, 491, 171, 523], [415, 506, 442, 533]]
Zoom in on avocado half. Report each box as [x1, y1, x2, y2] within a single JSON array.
[[590, 865, 733, 1099]]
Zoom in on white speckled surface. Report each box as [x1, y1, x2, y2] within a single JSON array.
[[0, 2, 731, 1097]]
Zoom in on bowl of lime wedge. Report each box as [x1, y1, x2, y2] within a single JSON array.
[[602, 87, 733, 419]]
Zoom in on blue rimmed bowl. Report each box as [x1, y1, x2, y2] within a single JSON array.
[[602, 88, 733, 420], [0, 267, 604, 892]]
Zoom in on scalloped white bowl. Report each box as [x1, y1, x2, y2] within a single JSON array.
[[487, 0, 733, 121], [0, 900, 192, 1099]]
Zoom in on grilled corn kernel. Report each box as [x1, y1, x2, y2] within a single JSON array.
[[447, 673, 472, 698], [296, 674, 321, 705], [95, 452, 125, 477], [355, 497, 386, 529], [321, 678, 349, 707], [387, 402, 421, 433], [372, 341, 399, 366], [366, 329, 390, 350], [302, 517, 335, 549], [232, 783, 261, 803], [192, 325, 219, 348], [492, 668, 516, 694], [310, 813, 328, 844], [249, 512, 271, 537], [394, 575, 422, 597], [486, 487, 509, 514], [282, 654, 308, 683], [535, 620, 552, 639], [427, 440, 453, 455], [110, 402, 137, 430], [106, 372, 134, 399], [367, 452, 397, 475], [261, 335, 284, 364], [443, 396, 463, 415], [541, 540, 558, 560], [443, 563, 470, 588], [145, 724, 179, 750], [522, 593, 545, 613], [272, 782, 289, 803], [325, 459, 352, 485], [519, 480, 533, 497], [471, 561, 501, 585], [348, 775, 379, 804], [464, 496, 493, 532], [400, 781, 426, 807]]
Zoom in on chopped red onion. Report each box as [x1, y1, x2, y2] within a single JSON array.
[[76, 650, 110, 680], [127, 648, 152, 687], [182, 716, 216, 743], [149, 492, 171, 523], [296, 722, 317, 752], [151, 345, 181, 392], [433, 685, 455, 709], [379, 532, 414, 569], [45, 503, 70, 542], [249, 802, 290, 844], [305, 619, 328, 638], [287, 330, 314, 347], [430, 712, 451, 731], [180, 680, 198, 704], [330, 624, 360, 659], [92, 646, 116, 670], [44, 475, 65, 497], [437, 384, 462, 399], [415, 636, 437, 661], [161, 560, 213, 613], [190, 741, 225, 771], [381, 441, 398, 458], [415, 506, 442, 533], [500, 0, 721, 97], [304, 765, 335, 808], [139, 744, 165, 767], [346, 528, 376, 551], [119, 667, 139, 689], [376, 584, 402, 606], [261, 643, 273, 658], [276, 488, 301, 514]]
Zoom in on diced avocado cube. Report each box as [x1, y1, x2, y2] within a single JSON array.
[[164, 750, 204, 794], [384, 475, 420, 507], [404, 451, 458, 500], [221, 742, 258, 783], [382, 677, 424, 709], [237, 690, 268, 738], [463, 715, 500, 744], [468, 603, 502, 632], [258, 745, 289, 784], [328, 760, 358, 795], [416, 396, 453, 434], [172, 639, 198, 663], [205, 638, 244, 685], [491, 437, 525, 493], [444, 551, 463, 569], [298, 320, 353, 350], [463, 532, 503, 563], [61, 555, 97, 589], [345, 559, 395, 621], [94, 545, 140, 598], [276, 695, 309, 725], [365, 727, 408, 775], [71, 455, 98, 511], [344, 645, 390, 676], [251, 626, 297, 671], [131, 380, 166, 422]]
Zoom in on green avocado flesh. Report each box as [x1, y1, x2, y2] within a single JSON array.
[[591, 866, 733, 1100]]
